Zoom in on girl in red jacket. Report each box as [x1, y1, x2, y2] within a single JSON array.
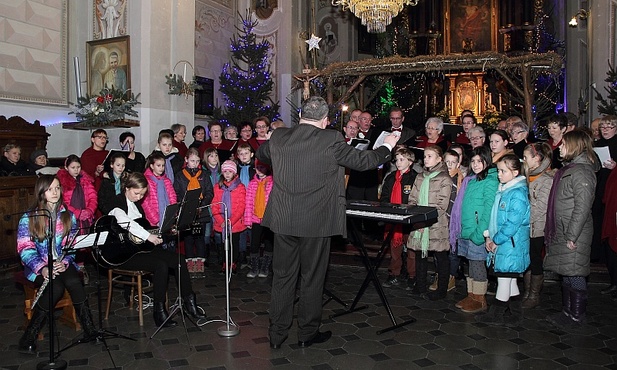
[[56, 154, 98, 233], [211, 160, 246, 273], [142, 152, 178, 228]]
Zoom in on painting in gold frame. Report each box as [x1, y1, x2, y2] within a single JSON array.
[[444, 0, 498, 54], [86, 35, 131, 96]]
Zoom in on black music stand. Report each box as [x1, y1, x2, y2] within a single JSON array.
[[330, 220, 416, 335], [59, 230, 134, 369], [150, 188, 202, 343]]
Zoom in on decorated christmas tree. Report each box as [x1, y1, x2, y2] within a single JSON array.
[[216, 12, 280, 125], [594, 61, 617, 116]]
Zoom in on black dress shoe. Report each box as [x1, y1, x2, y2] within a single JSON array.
[[270, 336, 287, 349], [601, 285, 617, 294], [298, 330, 332, 348]]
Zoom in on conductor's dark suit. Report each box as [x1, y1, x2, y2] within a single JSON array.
[[257, 123, 393, 344]]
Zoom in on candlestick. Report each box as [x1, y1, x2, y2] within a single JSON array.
[[73, 56, 82, 99]]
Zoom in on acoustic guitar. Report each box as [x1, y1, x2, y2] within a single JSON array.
[[91, 215, 157, 266]]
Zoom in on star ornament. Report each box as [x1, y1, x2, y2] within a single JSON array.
[[305, 34, 322, 51]]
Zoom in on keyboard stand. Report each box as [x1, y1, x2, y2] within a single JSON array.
[[330, 219, 416, 334]]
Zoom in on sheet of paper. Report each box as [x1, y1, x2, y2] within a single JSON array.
[[594, 146, 611, 167], [69, 231, 109, 250]]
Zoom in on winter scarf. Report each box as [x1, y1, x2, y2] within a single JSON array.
[[412, 170, 440, 258]]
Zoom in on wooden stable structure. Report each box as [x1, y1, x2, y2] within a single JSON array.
[[297, 52, 562, 125]]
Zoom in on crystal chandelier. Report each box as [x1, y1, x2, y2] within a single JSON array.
[[332, 0, 419, 33]]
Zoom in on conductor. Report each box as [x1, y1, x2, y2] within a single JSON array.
[[257, 96, 400, 349]]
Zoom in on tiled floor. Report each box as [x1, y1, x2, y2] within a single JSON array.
[[1, 253, 616, 370]]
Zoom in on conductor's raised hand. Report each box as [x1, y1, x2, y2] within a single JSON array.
[[383, 133, 401, 147]]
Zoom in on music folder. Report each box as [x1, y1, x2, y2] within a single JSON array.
[[158, 203, 180, 235]]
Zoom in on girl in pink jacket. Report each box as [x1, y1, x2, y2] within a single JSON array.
[[56, 154, 98, 233], [142, 152, 178, 227], [211, 160, 246, 273], [244, 159, 274, 278]]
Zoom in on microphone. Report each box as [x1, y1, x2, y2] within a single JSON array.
[[3, 209, 50, 222]]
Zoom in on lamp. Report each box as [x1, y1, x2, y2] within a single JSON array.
[[332, 0, 419, 33], [569, 9, 588, 27]]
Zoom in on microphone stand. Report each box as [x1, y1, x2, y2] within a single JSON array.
[[194, 203, 239, 337], [36, 208, 67, 370], [217, 202, 240, 337]]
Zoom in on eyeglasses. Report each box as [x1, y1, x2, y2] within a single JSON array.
[[94, 135, 108, 140], [470, 136, 484, 141], [600, 124, 617, 130], [255, 125, 268, 129], [425, 127, 439, 131], [390, 117, 403, 121], [510, 130, 525, 136], [241, 129, 253, 133]]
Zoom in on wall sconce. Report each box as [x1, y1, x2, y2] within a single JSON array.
[[569, 9, 588, 27]]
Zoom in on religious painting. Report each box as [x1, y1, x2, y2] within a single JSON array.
[[444, 0, 498, 54], [86, 36, 131, 96], [320, 16, 338, 55], [446, 72, 486, 123]]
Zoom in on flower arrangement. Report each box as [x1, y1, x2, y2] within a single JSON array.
[[481, 108, 506, 130], [69, 87, 140, 127], [165, 74, 201, 97]]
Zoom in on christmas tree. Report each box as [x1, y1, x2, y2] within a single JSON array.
[[217, 12, 280, 125], [594, 61, 617, 116]]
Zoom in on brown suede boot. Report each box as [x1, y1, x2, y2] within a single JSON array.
[[456, 277, 474, 309], [462, 280, 488, 313], [522, 274, 543, 309], [522, 271, 531, 300]]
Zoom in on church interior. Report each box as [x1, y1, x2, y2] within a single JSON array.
[[1, 0, 617, 369]]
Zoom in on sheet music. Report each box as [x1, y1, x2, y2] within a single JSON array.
[[70, 231, 109, 250], [350, 138, 370, 150], [594, 146, 611, 167]]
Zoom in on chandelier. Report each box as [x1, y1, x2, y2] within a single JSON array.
[[332, 0, 419, 33]]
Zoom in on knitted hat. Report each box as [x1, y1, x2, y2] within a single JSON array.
[[221, 160, 237, 174], [30, 149, 48, 163], [254, 159, 271, 174]]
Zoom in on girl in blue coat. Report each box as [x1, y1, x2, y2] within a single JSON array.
[[476, 154, 530, 326]]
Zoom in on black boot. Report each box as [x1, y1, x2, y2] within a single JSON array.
[[547, 283, 574, 328], [411, 254, 428, 295], [569, 287, 587, 324], [427, 253, 449, 301], [475, 299, 508, 325], [183, 293, 206, 320], [504, 295, 523, 327], [18, 308, 47, 355], [74, 299, 99, 343], [153, 302, 177, 328]]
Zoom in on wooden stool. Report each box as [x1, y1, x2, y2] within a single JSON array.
[[106, 269, 150, 327], [15, 272, 81, 341]]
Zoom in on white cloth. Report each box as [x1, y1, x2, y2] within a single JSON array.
[[108, 199, 151, 241]]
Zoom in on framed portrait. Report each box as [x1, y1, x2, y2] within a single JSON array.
[[86, 35, 131, 96], [444, 0, 498, 54]]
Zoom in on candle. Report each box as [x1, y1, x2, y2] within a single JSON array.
[[183, 63, 187, 82], [498, 93, 502, 110], [73, 56, 82, 99]]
